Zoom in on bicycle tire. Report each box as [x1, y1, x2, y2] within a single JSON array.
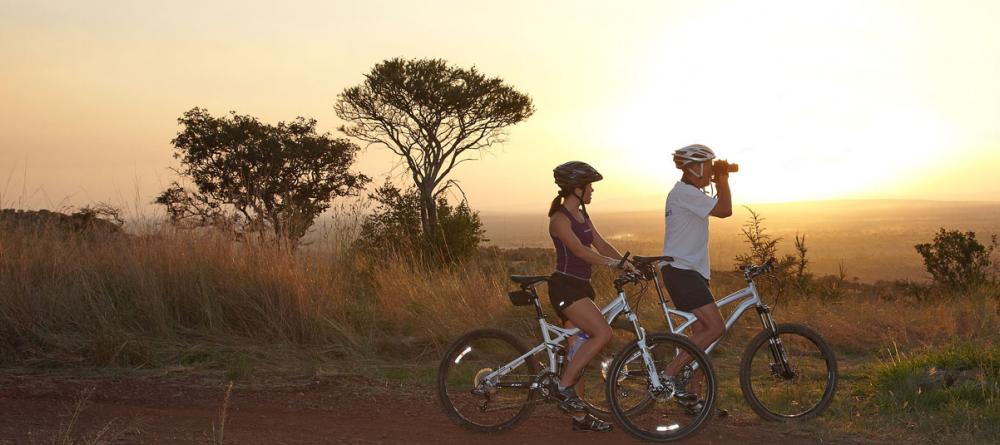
[[576, 325, 650, 417], [436, 328, 540, 432], [739, 323, 838, 421], [605, 333, 717, 442]]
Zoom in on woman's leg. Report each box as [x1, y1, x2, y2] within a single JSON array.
[[562, 320, 584, 398], [559, 298, 612, 388]]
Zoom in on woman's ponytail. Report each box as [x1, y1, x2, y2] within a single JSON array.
[[548, 190, 567, 217]]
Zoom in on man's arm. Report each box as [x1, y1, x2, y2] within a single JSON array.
[[710, 172, 732, 218]]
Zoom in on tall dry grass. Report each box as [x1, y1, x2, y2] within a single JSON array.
[[0, 222, 538, 368], [1, 218, 997, 370]]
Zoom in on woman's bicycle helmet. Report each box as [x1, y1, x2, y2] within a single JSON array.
[[553, 161, 603, 189]]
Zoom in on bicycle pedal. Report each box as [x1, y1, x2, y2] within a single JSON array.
[[683, 401, 705, 416], [674, 391, 700, 405]]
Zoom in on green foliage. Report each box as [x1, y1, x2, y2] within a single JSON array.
[[336, 58, 533, 252], [873, 343, 1000, 442], [354, 182, 487, 263], [915, 228, 997, 290], [156, 107, 370, 246]]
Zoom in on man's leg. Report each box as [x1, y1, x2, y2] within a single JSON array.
[[664, 303, 725, 376]]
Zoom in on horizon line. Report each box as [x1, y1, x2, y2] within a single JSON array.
[[478, 197, 1000, 215]]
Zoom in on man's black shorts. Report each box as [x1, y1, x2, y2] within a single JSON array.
[[660, 264, 714, 312], [547, 272, 596, 323]]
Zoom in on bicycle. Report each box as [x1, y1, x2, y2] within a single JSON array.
[[621, 255, 839, 421], [436, 254, 718, 442]]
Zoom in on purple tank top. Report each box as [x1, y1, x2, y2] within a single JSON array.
[[551, 206, 594, 280]]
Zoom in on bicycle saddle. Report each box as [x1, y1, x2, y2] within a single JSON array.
[[509, 275, 550, 286]]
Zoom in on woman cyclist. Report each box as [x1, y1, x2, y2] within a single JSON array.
[[547, 161, 635, 432], [660, 144, 732, 395]]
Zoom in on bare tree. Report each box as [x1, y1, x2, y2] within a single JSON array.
[[335, 58, 534, 244]]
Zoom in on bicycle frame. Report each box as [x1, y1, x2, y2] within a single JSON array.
[[474, 282, 665, 391], [649, 269, 777, 355]]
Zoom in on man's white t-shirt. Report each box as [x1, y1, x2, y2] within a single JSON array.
[[662, 181, 717, 280]]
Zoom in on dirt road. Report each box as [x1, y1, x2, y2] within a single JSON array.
[[0, 371, 875, 444]]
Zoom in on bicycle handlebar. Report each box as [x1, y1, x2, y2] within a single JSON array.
[[616, 251, 631, 270], [742, 257, 776, 279]]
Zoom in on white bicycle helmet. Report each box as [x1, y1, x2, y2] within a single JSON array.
[[673, 144, 716, 166], [672, 144, 716, 178]]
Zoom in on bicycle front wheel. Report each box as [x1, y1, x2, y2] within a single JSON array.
[[739, 323, 838, 420], [436, 329, 539, 432], [605, 333, 717, 442], [575, 326, 646, 417]]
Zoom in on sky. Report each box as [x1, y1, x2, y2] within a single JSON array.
[[1, 0, 999, 215]]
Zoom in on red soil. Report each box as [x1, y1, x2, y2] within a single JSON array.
[[0, 371, 876, 444]]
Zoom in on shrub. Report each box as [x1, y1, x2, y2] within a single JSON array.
[[733, 207, 806, 300], [353, 182, 486, 263], [915, 228, 996, 290]]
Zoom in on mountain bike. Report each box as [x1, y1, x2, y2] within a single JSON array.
[[624, 255, 839, 421], [436, 254, 718, 442]]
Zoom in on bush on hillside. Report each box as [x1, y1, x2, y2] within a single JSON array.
[[353, 182, 486, 263], [915, 228, 996, 290], [733, 207, 808, 300], [0, 206, 124, 239]]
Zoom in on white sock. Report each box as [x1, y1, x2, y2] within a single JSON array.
[[573, 414, 586, 421]]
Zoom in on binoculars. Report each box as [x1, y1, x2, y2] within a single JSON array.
[[713, 159, 739, 173]]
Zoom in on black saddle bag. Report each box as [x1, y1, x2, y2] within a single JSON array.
[[508, 290, 536, 306]]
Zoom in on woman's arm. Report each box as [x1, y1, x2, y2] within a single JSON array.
[[549, 214, 620, 267], [589, 220, 624, 260]]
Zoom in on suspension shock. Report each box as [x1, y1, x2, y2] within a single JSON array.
[[757, 305, 794, 378]]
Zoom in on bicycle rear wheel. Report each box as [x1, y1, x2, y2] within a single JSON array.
[[605, 333, 717, 442], [437, 329, 540, 432], [739, 323, 838, 420]]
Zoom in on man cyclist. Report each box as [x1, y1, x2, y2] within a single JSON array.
[[660, 144, 732, 398]]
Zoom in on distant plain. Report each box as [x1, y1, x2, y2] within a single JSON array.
[[479, 199, 1000, 282]]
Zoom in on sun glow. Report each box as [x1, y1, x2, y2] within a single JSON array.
[[593, 0, 969, 205], [1, 1, 998, 212]]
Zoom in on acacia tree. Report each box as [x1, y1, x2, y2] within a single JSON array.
[[335, 58, 533, 248], [156, 107, 370, 246]]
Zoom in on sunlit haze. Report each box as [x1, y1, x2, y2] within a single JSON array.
[[2, 0, 998, 213]]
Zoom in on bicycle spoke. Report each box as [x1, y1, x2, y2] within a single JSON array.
[[437, 329, 538, 432], [607, 334, 717, 442], [740, 324, 837, 420]]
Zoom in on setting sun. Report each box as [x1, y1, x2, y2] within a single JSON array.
[[2, 1, 998, 212]]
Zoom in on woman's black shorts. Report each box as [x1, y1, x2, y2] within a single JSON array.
[[660, 265, 715, 312], [547, 272, 596, 323]]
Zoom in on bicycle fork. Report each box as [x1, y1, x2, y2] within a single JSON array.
[[755, 305, 795, 379], [622, 307, 666, 392]]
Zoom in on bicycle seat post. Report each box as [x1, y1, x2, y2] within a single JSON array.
[[529, 286, 544, 320]]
